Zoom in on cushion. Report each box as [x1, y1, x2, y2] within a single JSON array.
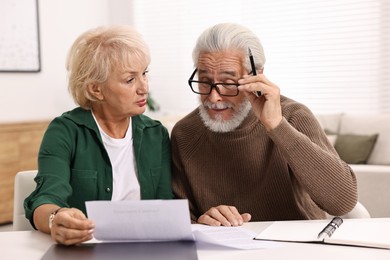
[[334, 134, 379, 164], [339, 114, 390, 165]]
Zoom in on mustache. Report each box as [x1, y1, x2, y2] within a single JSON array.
[[202, 100, 233, 109]]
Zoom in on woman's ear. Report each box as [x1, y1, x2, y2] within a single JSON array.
[[87, 83, 103, 101]]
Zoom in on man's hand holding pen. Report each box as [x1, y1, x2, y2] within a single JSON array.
[[238, 71, 283, 131], [237, 47, 283, 131], [238, 73, 282, 131]]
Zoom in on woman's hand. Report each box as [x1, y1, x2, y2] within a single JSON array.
[[49, 207, 95, 245]]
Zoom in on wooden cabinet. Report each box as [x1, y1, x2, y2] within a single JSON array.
[[0, 121, 49, 224]]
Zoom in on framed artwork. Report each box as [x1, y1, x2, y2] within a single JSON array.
[[0, 0, 41, 72]]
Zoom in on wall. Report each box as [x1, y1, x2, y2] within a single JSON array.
[[0, 0, 134, 124], [0, 0, 136, 224]]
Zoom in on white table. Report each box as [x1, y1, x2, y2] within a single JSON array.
[[3, 221, 390, 259]]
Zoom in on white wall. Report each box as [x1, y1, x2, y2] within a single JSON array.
[[0, 0, 119, 123], [132, 0, 390, 116], [3, 1, 387, 125]]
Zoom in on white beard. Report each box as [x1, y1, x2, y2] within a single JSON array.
[[198, 99, 251, 133]]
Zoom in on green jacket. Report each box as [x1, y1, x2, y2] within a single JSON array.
[[24, 107, 173, 228]]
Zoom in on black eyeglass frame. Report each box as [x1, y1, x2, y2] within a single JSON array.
[[188, 69, 240, 97]]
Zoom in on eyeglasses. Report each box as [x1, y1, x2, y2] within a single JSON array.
[[188, 69, 240, 97]]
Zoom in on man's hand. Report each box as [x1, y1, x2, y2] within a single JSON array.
[[50, 208, 95, 245], [197, 205, 251, 226], [238, 73, 283, 131]]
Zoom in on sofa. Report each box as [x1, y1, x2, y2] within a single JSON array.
[[156, 112, 390, 218], [315, 113, 390, 218]]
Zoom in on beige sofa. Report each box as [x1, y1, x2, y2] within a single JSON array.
[[157, 113, 390, 218], [316, 114, 390, 217]]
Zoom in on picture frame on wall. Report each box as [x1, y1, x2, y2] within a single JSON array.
[[0, 0, 41, 72]]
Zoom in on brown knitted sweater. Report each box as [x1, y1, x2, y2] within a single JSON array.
[[171, 96, 357, 223]]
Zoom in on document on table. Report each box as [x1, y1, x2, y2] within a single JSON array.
[[86, 200, 277, 250], [86, 200, 194, 242], [191, 224, 278, 250]]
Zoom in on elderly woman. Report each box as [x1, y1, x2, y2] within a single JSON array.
[[24, 25, 173, 245]]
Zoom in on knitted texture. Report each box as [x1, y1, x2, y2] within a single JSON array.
[[172, 96, 357, 222]]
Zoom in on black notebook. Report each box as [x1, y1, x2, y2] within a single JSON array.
[[41, 241, 198, 260], [254, 217, 390, 249]]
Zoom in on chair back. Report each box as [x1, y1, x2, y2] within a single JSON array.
[[13, 170, 37, 231], [341, 201, 371, 218], [353, 167, 390, 217], [327, 201, 371, 219]]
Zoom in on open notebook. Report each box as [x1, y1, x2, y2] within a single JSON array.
[[254, 217, 390, 249]]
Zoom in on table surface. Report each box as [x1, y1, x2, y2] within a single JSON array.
[[3, 220, 390, 260]]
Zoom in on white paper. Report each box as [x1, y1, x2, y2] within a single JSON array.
[[191, 224, 279, 250], [86, 200, 194, 242], [86, 199, 278, 250], [255, 220, 324, 242]]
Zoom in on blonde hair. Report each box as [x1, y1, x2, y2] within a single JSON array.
[[66, 25, 151, 109]]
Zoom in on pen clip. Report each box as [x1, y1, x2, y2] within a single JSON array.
[[248, 47, 253, 56], [248, 47, 256, 76]]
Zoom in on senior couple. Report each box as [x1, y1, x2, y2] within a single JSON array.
[[24, 23, 357, 245]]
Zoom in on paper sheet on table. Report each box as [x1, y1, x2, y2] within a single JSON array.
[[86, 199, 278, 250], [86, 200, 194, 242], [191, 224, 279, 250]]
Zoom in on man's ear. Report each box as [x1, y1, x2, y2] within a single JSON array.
[[87, 83, 103, 101]]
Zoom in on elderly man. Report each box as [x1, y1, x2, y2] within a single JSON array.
[[171, 23, 357, 227]]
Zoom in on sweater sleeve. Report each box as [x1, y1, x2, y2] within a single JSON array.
[[171, 112, 204, 223], [267, 109, 358, 216]]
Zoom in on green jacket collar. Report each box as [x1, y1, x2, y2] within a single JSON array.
[[62, 107, 160, 137]]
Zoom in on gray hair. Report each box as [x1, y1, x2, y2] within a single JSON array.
[[66, 25, 150, 109], [192, 23, 266, 72]]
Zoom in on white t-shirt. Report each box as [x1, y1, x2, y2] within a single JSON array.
[[92, 113, 140, 201]]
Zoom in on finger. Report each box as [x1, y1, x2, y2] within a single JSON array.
[[238, 81, 266, 94], [219, 206, 244, 226], [71, 209, 89, 220], [58, 217, 94, 231], [197, 214, 222, 226], [53, 224, 94, 245], [57, 211, 94, 230], [207, 205, 241, 226], [56, 232, 94, 246], [204, 207, 232, 226], [241, 213, 252, 223], [239, 73, 270, 85], [55, 232, 93, 246], [242, 89, 261, 105], [238, 74, 262, 84]]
